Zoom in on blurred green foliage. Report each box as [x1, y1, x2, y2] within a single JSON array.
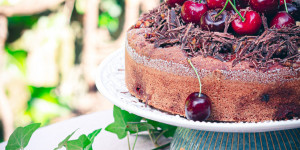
[[7, 15, 44, 43], [0, 121, 3, 142], [25, 87, 71, 125], [1, 0, 125, 139], [98, 12, 119, 33], [25, 86, 71, 124], [5, 47, 27, 74], [98, 0, 124, 38]]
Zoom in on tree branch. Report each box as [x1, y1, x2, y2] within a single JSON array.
[[63, 0, 75, 23], [0, 0, 65, 16], [114, 0, 141, 44], [0, 15, 6, 52], [0, 15, 14, 141], [82, 0, 100, 86]]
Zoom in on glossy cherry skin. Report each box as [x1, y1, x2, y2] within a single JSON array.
[[270, 11, 295, 29], [207, 0, 233, 9], [181, 1, 208, 24], [279, 3, 300, 21], [250, 0, 279, 15], [185, 92, 211, 121], [200, 9, 227, 32], [166, 0, 186, 7], [231, 11, 262, 35], [279, 0, 292, 5]]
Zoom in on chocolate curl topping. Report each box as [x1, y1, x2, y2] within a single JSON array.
[[134, 2, 300, 70]]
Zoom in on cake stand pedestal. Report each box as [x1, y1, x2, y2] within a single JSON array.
[[171, 127, 299, 150], [96, 48, 300, 150]]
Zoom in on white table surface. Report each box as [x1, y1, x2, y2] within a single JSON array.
[[0, 110, 167, 150]]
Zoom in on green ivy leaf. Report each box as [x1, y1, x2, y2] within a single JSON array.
[[105, 123, 127, 139], [86, 128, 102, 150], [105, 106, 142, 139], [127, 122, 154, 134], [147, 120, 177, 138], [54, 129, 78, 150], [66, 135, 91, 150], [5, 123, 41, 150]]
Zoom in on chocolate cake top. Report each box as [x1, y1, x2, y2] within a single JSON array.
[[130, 2, 300, 71]]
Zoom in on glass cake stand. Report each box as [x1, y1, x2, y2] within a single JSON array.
[[96, 48, 300, 150]]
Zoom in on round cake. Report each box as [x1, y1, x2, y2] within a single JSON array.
[[125, 1, 300, 122]]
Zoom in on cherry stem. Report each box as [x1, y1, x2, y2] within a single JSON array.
[[187, 59, 202, 96], [215, 0, 229, 19], [215, 0, 245, 22], [228, 0, 245, 22], [233, 0, 236, 6], [199, 0, 202, 3], [284, 0, 288, 13], [127, 132, 131, 150]]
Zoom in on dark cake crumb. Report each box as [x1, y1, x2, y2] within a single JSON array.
[[135, 85, 144, 96], [275, 104, 300, 120], [261, 94, 270, 102]]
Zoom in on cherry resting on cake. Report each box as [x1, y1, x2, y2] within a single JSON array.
[[270, 11, 295, 29], [185, 59, 211, 121], [279, 3, 300, 21], [205, 0, 261, 35], [166, 0, 186, 7], [231, 10, 262, 35], [200, 9, 227, 32], [181, 1, 208, 24], [250, 0, 279, 15]]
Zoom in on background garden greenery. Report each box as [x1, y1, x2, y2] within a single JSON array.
[[0, 0, 126, 142]]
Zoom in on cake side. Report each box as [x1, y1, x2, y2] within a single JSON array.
[[127, 28, 300, 83], [125, 28, 300, 122]]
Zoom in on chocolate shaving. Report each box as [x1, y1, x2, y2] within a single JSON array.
[[261, 13, 268, 31], [224, 12, 231, 33], [133, 2, 300, 70], [181, 23, 193, 49]]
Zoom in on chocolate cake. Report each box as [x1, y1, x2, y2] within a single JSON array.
[[125, 1, 300, 122]]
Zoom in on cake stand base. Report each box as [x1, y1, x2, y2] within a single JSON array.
[[170, 127, 300, 150]]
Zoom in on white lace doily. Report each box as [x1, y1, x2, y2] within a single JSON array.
[[95, 48, 300, 133]]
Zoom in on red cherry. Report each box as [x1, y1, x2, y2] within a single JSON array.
[[207, 0, 232, 9], [181, 1, 208, 24], [250, 0, 279, 15], [200, 9, 227, 32], [166, 0, 186, 7], [279, 3, 300, 21], [185, 92, 211, 121], [231, 11, 262, 35], [279, 0, 292, 5], [270, 11, 295, 29]]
